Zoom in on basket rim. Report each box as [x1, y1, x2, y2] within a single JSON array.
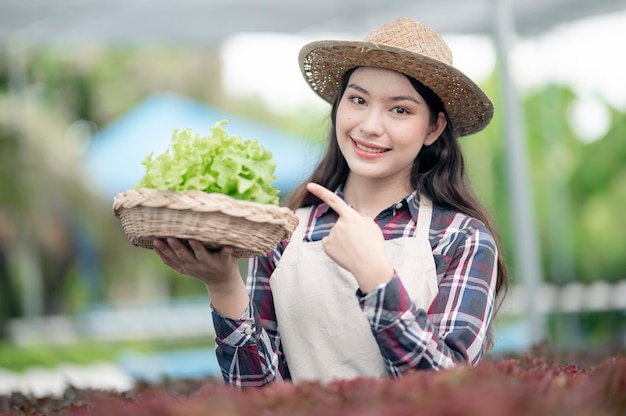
[[113, 188, 298, 229], [112, 188, 299, 257]]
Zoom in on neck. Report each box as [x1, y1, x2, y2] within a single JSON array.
[[343, 175, 412, 217]]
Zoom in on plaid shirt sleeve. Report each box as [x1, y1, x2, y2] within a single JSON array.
[[211, 243, 289, 386], [358, 217, 497, 375]]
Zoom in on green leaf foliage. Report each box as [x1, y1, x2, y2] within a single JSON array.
[[135, 121, 280, 205]]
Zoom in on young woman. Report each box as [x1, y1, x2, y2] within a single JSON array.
[[153, 17, 508, 386]]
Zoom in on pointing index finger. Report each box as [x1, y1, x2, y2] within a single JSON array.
[[306, 182, 353, 217]]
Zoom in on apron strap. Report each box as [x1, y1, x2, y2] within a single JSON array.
[[292, 206, 313, 242], [414, 195, 433, 242]]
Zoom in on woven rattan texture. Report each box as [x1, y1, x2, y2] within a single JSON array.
[[113, 188, 299, 258]]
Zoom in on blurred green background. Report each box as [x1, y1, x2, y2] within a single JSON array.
[[0, 2, 625, 390]]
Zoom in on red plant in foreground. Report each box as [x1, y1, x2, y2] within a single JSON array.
[[1, 355, 624, 416]]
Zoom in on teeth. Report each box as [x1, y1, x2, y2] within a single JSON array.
[[355, 141, 386, 153]]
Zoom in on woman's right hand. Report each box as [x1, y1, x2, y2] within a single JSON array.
[[153, 238, 249, 318], [153, 238, 238, 285]]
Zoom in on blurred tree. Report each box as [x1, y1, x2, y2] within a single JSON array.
[[0, 44, 227, 338], [568, 111, 626, 282], [523, 85, 626, 283]]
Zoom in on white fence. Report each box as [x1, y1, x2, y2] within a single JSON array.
[[500, 280, 626, 315], [8, 298, 215, 346], [7, 280, 626, 346]]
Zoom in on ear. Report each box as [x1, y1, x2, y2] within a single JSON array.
[[424, 112, 447, 146]]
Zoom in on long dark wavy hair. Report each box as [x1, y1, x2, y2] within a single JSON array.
[[288, 67, 509, 343]]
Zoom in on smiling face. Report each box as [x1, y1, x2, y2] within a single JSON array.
[[336, 67, 446, 191]]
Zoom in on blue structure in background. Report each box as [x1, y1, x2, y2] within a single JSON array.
[[117, 347, 221, 382], [83, 92, 324, 199]]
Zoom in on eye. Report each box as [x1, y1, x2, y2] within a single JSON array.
[[349, 96, 366, 105], [392, 106, 410, 115]]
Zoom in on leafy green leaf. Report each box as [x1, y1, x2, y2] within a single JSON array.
[[135, 120, 279, 204]]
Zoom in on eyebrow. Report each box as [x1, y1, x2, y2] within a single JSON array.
[[346, 83, 422, 105]]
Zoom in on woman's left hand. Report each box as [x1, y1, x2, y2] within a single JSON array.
[[306, 182, 394, 293]]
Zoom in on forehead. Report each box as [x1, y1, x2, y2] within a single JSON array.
[[347, 67, 420, 97], [349, 66, 413, 89]]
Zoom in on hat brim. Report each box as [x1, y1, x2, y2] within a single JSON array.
[[299, 40, 494, 137]]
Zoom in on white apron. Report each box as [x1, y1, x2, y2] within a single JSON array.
[[269, 196, 438, 383]]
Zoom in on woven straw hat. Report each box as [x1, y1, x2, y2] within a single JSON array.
[[299, 18, 494, 137]]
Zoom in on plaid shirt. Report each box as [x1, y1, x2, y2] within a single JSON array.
[[212, 190, 498, 386]]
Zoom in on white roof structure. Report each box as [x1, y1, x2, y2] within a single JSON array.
[[1, 0, 625, 45]]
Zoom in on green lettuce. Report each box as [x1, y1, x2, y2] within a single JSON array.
[[135, 120, 279, 205]]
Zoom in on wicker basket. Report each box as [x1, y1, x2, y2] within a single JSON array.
[[113, 188, 299, 258]]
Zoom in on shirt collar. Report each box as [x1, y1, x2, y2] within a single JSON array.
[[404, 191, 420, 219], [313, 184, 420, 219]]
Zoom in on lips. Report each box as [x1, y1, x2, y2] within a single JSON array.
[[352, 139, 389, 154]]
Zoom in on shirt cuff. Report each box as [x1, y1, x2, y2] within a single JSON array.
[[211, 304, 257, 347], [357, 273, 413, 329]]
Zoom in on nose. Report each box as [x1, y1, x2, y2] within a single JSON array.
[[358, 109, 384, 137]]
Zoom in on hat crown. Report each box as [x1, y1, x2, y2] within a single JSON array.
[[363, 18, 453, 65]]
